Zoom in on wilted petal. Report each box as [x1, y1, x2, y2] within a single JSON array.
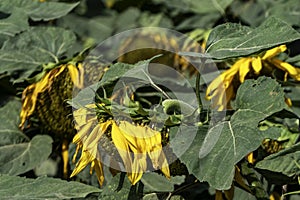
[[70, 150, 94, 178], [262, 45, 286, 60], [67, 63, 84, 88], [112, 121, 133, 174], [239, 58, 252, 83], [272, 59, 300, 81]]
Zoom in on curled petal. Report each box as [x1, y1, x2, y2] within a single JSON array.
[[272, 59, 300, 81], [262, 45, 286, 60], [70, 151, 94, 178]]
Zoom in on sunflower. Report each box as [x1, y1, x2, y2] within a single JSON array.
[[19, 62, 84, 176], [71, 104, 170, 186], [206, 45, 300, 110], [20, 62, 84, 131]]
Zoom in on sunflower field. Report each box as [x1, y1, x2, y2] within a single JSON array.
[[1, 0, 300, 199]]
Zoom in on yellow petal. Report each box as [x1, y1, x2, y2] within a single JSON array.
[[85, 121, 111, 153], [238, 58, 252, 83], [72, 119, 95, 144], [73, 105, 97, 129], [251, 57, 262, 74], [111, 121, 133, 172], [272, 58, 300, 81], [206, 76, 223, 100], [285, 97, 292, 107], [70, 151, 94, 177], [90, 151, 105, 186], [67, 63, 84, 88], [62, 140, 69, 178], [246, 152, 255, 164], [262, 45, 286, 60], [206, 59, 240, 100], [19, 85, 36, 129]]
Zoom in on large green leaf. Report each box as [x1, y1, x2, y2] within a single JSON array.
[[0, 27, 76, 79], [0, 8, 28, 43], [206, 17, 300, 59], [0, 99, 53, 175], [173, 77, 286, 190], [0, 135, 53, 175], [199, 77, 286, 189], [255, 142, 300, 178], [0, 175, 101, 200], [0, 99, 28, 146], [0, 0, 79, 21]]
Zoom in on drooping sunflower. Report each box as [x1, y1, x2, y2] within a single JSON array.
[[71, 104, 170, 186], [19, 62, 84, 176], [19, 56, 107, 176], [206, 45, 300, 110]]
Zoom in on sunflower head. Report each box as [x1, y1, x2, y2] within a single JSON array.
[[19, 63, 84, 138], [71, 100, 171, 186], [206, 45, 300, 110]]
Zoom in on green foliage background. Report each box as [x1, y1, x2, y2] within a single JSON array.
[[1, 0, 300, 199]]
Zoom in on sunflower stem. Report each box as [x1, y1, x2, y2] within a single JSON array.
[[196, 71, 202, 113]]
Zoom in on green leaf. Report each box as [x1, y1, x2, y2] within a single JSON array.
[[229, 0, 266, 27], [71, 58, 155, 109], [0, 8, 28, 43], [0, 99, 28, 146], [206, 17, 300, 59], [0, 175, 101, 200], [0, 27, 76, 79], [57, 13, 115, 45], [153, 0, 233, 15], [170, 77, 286, 190], [267, 0, 300, 27], [0, 0, 79, 21], [230, 0, 300, 27], [99, 173, 132, 200], [0, 135, 53, 175], [255, 142, 300, 178], [0, 100, 52, 175], [141, 173, 185, 193], [169, 125, 207, 180], [197, 77, 286, 190]]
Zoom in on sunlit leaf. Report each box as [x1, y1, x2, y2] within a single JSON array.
[[0, 175, 101, 200], [206, 17, 300, 59], [0, 0, 79, 21], [0, 27, 76, 79]]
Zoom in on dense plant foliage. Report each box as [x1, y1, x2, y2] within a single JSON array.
[[1, 0, 300, 200]]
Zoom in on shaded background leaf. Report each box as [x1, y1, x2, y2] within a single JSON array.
[[0, 135, 53, 176], [0, 8, 28, 45], [0, 0, 79, 21]]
